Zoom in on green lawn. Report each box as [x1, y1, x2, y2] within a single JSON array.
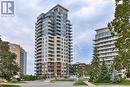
[[73, 80, 88, 86], [94, 80, 130, 85], [0, 84, 20, 87]]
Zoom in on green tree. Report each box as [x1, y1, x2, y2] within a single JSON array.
[[76, 67, 82, 77], [84, 64, 91, 76], [0, 38, 19, 81], [97, 60, 111, 82], [108, 0, 130, 75], [89, 48, 100, 82]]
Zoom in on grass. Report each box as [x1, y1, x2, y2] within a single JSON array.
[[73, 80, 87, 86], [0, 84, 20, 87], [93, 80, 130, 85]]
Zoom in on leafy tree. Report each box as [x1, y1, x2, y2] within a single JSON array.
[[84, 64, 91, 76], [97, 60, 111, 82], [76, 67, 83, 77], [108, 0, 130, 76], [89, 48, 100, 82], [111, 69, 120, 83], [0, 38, 19, 81]]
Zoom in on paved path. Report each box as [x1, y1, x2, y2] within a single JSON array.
[[2, 81, 130, 87], [20, 81, 75, 87], [84, 81, 96, 87]]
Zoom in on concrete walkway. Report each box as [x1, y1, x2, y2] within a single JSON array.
[[20, 81, 75, 87], [84, 81, 96, 87]]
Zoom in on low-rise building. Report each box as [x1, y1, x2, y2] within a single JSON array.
[[69, 62, 87, 76]]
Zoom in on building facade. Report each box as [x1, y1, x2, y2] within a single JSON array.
[[9, 43, 27, 75], [69, 63, 87, 76], [94, 27, 118, 67], [35, 4, 72, 78]]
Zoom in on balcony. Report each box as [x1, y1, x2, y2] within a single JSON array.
[[48, 53, 54, 56], [36, 33, 42, 39], [36, 23, 42, 29], [67, 29, 72, 32], [48, 32, 54, 36], [35, 53, 41, 58], [56, 15, 61, 19], [48, 23, 54, 28], [35, 37, 42, 42], [48, 34, 54, 37], [57, 39, 61, 43], [48, 39, 54, 42], [56, 19, 61, 22], [66, 23, 72, 26], [57, 58, 61, 61], [48, 20, 54, 25], [35, 47, 42, 52], [57, 29, 61, 33], [48, 42, 54, 46], [98, 53, 118, 58], [95, 37, 118, 44], [35, 44, 42, 48], [56, 32, 61, 36], [36, 21, 42, 26], [35, 55, 42, 59], [57, 26, 61, 29], [98, 49, 118, 54], [35, 41, 42, 46], [97, 45, 115, 51], [48, 58, 54, 61], [48, 47, 54, 50], [35, 27, 42, 33], [95, 41, 115, 47]]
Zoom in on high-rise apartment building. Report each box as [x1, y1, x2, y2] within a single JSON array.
[[35, 4, 72, 78], [94, 27, 118, 67], [9, 43, 27, 75]]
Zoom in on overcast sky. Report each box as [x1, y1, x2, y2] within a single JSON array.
[[0, 0, 115, 74]]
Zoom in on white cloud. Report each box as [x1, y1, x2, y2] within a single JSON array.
[[0, 0, 115, 74], [70, 0, 113, 20], [74, 29, 95, 46]]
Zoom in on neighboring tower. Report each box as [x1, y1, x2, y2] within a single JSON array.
[[20, 48, 27, 75], [9, 43, 27, 75], [94, 27, 118, 67], [35, 4, 72, 78]]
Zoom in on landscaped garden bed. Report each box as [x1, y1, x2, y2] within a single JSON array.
[[0, 84, 20, 87], [52, 78, 75, 82], [93, 80, 130, 85], [73, 80, 88, 86]]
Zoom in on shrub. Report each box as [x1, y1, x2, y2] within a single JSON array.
[[73, 80, 87, 86], [10, 78, 18, 83], [21, 75, 37, 81], [111, 70, 120, 83]]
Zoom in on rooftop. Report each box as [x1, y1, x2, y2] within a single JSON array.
[[48, 4, 68, 12]]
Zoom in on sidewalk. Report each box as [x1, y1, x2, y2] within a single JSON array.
[[84, 81, 96, 87]]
